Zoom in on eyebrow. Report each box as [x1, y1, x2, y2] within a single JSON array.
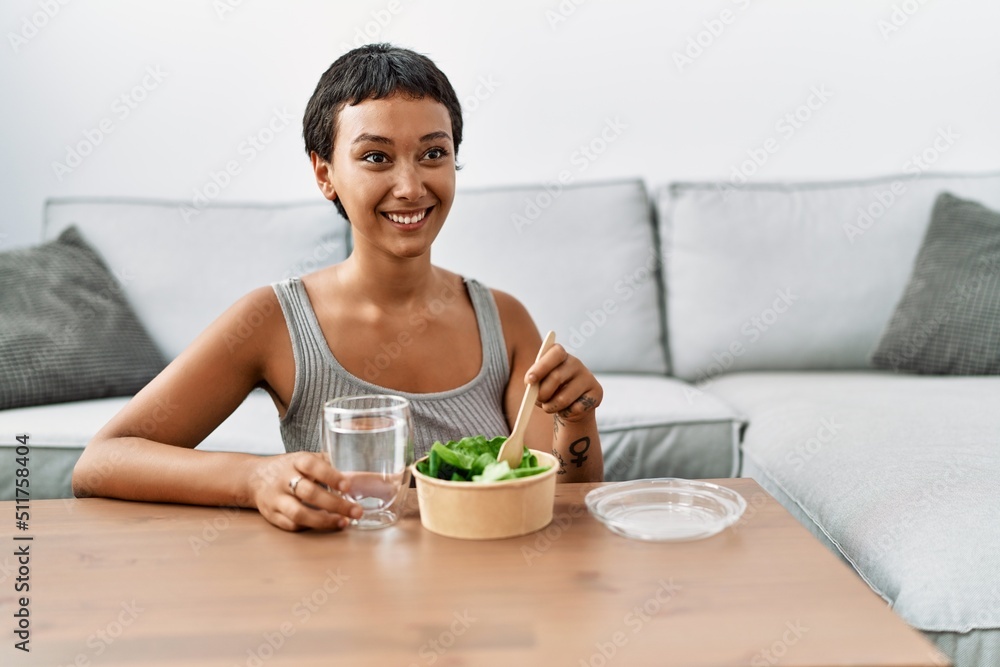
[[419, 131, 452, 143], [351, 131, 452, 146]]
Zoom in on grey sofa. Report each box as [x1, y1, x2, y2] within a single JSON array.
[[2, 170, 998, 666]]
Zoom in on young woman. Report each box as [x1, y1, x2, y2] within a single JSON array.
[[73, 44, 604, 531]]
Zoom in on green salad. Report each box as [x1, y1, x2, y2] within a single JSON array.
[[415, 435, 550, 483]]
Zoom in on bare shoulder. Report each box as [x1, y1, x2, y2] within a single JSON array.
[[489, 288, 541, 359], [211, 284, 288, 360], [490, 288, 534, 328], [432, 266, 473, 300], [94, 284, 290, 447]]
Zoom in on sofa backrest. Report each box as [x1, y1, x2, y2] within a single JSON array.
[[657, 171, 1000, 381], [44, 198, 350, 361], [432, 179, 669, 375]]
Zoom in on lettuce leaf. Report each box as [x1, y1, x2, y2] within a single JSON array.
[[417, 435, 549, 482]]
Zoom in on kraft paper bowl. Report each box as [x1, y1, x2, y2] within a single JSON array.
[[411, 449, 558, 540]]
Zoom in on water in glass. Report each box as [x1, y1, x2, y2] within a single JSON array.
[[323, 395, 412, 529]]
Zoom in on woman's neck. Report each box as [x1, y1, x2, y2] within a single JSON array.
[[336, 246, 442, 311]]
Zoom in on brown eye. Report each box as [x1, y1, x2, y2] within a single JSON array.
[[363, 152, 389, 164]]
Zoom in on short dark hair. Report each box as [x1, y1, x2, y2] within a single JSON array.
[[303, 44, 463, 220]]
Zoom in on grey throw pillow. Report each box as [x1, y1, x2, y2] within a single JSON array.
[[870, 192, 1000, 374], [0, 226, 166, 409]]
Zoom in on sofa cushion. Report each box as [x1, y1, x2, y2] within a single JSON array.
[[871, 192, 1000, 374], [658, 172, 1000, 381], [44, 198, 351, 361], [432, 179, 668, 374], [702, 372, 1000, 652], [0, 389, 285, 500], [595, 374, 744, 481], [0, 226, 165, 409]]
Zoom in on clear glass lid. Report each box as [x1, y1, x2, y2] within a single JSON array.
[[585, 478, 747, 542]]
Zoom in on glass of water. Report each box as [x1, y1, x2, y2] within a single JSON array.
[[323, 395, 413, 529]]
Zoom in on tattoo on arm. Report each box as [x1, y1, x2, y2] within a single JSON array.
[[552, 448, 567, 475], [552, 412, 566, 437], [558, 394, 597, 420], [569, 437, 590, 468]]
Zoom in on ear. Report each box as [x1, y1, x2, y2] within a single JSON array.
[[309, 151, 337, 202]]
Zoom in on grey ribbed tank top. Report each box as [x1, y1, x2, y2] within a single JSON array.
[[271, 276, 511, 459]]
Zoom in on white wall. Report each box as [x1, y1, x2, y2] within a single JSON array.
[[2, 0, 998, 249]]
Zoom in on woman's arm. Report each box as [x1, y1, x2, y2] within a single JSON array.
[[72, 287, 361, 531], [493, 291, 604, 482]]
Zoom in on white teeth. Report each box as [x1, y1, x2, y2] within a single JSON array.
[[385, 208, 428, 225]]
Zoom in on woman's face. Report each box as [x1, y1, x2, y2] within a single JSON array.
[[317, 94, 457, 259]]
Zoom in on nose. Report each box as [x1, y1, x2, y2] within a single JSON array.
[[392, 161, 426, 201]]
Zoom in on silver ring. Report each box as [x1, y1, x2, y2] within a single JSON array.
[[288, 475, 303, 494]]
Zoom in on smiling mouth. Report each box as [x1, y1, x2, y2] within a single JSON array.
[[382, 207, 432, 225]]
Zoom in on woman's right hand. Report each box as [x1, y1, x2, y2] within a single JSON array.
[[247, 452, 363, 531]]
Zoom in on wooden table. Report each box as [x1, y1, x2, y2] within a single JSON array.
[[2, 480, 948, 667]]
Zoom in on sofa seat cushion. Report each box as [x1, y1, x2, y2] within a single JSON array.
[[702, 372, 1000, 658], [0, 389, 285, 500], [595, 374, 744, 480]]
